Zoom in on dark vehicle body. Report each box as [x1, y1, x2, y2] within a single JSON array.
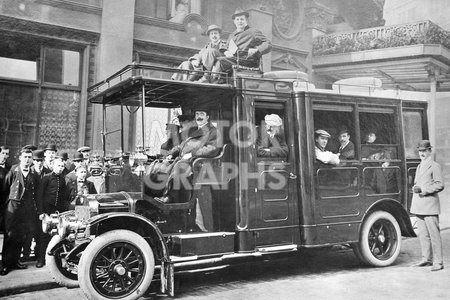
[[43, 64, 426, 299]]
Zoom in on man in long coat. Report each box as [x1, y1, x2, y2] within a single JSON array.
[[410, 140, 445, 271], [1, 149, 40, 275]]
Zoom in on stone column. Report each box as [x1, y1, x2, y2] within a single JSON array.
[[92, 0, 136, 153], [428, 69, 438, 154], [248, 9, 273, 72]]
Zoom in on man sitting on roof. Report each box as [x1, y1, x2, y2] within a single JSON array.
[[210, 8, 272, 83], [171, 24, 227, 82]]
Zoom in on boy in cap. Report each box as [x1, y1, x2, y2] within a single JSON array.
[[66, 164, 97, 207], [212, 8, 272, 81], [410, 140, 445, 271], [257, 114, 288, 157], [172, 24, 227, 82], [315, 129, 340, 165]]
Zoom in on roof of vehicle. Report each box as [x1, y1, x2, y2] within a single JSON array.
[[88, 64, 235, 108]]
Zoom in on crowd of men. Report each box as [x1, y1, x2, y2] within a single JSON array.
[[0, 144, 99, 276]]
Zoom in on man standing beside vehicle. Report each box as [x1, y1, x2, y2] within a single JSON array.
[[37, 157, 70, 268], [411, 140, 445, 271]]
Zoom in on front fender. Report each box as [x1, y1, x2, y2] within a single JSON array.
[[86, 212, 170, 261]]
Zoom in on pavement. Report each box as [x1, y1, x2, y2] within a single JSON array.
[[1, 229, 450, 298]]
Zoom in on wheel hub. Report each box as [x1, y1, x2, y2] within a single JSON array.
[[109, 260, 127, 277], [114, 264, 126, 276], [377, 234, 386, 244]]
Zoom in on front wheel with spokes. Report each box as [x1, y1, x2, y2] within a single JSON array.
[[357, 211, 401, 267], [78, 230, 155, 300]]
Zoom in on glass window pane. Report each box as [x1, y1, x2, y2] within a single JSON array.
[[403, 110, 423, 158], [0, 38, 39, 81], [313, 106, 356, 160], [0, 57, 37, 81], [44, 48, 80, 86]]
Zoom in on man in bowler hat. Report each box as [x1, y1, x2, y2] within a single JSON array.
[[410, 140, 445, 271]]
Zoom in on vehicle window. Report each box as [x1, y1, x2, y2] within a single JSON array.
[[317, 168, 359, 198], [364, 165, 401, 195], [313, 103, 356, 157], [254, 102, 288, 159], [403, 110, 424, 159], [359, 106, 398, 160]]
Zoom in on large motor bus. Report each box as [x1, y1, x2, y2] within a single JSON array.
[[42, 64, 426, 299]]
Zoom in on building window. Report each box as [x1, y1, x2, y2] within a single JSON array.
[[135, 0, 202, 23], [0, 39, 39, 82], [43, 48, 80, 86]]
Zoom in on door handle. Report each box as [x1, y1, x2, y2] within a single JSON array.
[[289, 173, 297, 179]]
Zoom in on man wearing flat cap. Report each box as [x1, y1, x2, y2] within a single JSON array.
[[315, 129, 340, 166], [172, 24, 227, 82], [211, 7, 272, 81], [410, 140, 445, 271], [77, 146, 91, 165], [257, 114, 288, 157]]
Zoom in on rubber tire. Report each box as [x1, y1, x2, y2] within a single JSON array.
[[46, 235, 79, 288], [358, 211, 401, 267], [78, 230, 155, 300]]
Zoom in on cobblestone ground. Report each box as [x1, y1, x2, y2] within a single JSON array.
[[4, 230, 449, 300]]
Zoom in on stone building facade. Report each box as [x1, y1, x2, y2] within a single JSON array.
[[0, 0, 319, 157]]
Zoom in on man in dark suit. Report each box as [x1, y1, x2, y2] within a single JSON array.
[[257, 114, 288, 157], [338, 129, 355, 160], [36, 157, 69, 268], [1, 149, 40, 275], [21, 149, 46, 262], [410, 140, 445, 271], [0, 145, 11, 232], [66, 164, 97, 207], [156, 109, 221, 203]]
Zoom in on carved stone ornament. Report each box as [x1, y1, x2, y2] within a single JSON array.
[[248, 0, 305, 40], [272, 52, 308, 72], [304, 3, 334, 32]]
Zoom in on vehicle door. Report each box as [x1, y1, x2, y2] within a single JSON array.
[[247, 97, 300, 247]]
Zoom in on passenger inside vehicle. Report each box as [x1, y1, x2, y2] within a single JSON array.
[[257, 114, 288, 157], [337, 128, 355, 160], [314, 129, 340, 165], [370, 150, 399, 194]]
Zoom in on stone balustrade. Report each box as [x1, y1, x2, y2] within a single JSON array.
[[313, 20, 450, 56]]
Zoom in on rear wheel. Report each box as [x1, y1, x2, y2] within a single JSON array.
[[78, 230, 155, 300], [357, 211, 401, 267], [46, 235, 79, 288]]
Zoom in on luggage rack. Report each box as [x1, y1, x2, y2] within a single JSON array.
[[88, 63, 232, 102]]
